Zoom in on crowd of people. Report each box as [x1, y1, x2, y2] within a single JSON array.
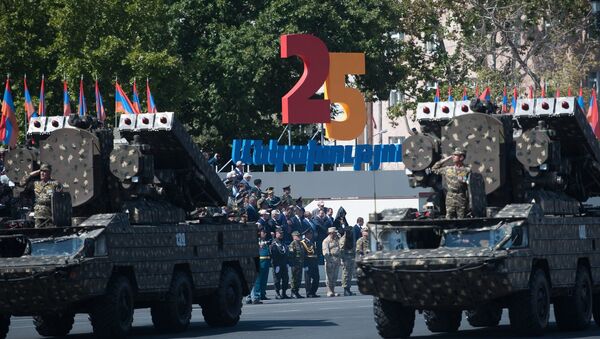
[[220, 161, 371, 304]]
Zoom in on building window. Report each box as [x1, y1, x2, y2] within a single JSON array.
[[388, 136, 405, 144]]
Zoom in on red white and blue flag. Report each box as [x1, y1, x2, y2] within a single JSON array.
[[146, 78, 157, 113], [78, 77, 86, 116], [38, 75, 45, 116], [95, 80, 106, 122], [23, 76, 36, 121], [510, 86, 518, 113], [0, 77, 19, 147], [433, 83, 440, 103], [588, 88, 600, 138], [501, 86, 508, 113], [115, 81, 137, 114], [63, 80, 72, 116], [131, 79, 141, 114], [447, 86, 453, 102], [578, 83, 586, 111], [479, 87, 491, 101]]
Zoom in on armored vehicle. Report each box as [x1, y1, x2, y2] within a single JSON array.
[[357, 96, 600, 337], [0, 113, 256, 338]]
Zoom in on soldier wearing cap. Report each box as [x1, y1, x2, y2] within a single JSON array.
[[288, 230, 305, 298], [432, 148, 471, 219], [250, 227, 271, 304], [270, 226, 290, 299], [281, 185, 293, 207], [301, 228, 320, 297], [322, 226, 341, 297], [22, 163, 62, 228], [355, 226, 371, 259]]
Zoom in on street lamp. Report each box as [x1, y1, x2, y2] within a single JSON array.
[[373, 129, 388, 145]]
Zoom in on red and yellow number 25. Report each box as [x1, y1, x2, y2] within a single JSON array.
[[280, 34, 366, 141]]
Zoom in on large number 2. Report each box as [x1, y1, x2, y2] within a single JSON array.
[[280, 34, 330, 124], [324, 53, 366, 140]]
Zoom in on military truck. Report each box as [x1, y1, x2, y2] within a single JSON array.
[[0, 113, 257, 338], [357, 96, 600, 337]]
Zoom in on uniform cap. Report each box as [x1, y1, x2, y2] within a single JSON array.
[[328, 227, 337, 233], [361, 226, 369, 232], [40, 163, 52, 171], [236, 160, 244, 166], [291, 231, 300, 236], [266, 187, 274, 193], [282, 185, 291, 191], [275, 226, 283, 233], [452, 148, 466, 156], [243, 173, 252, 179], [258, 209, 269, 215]]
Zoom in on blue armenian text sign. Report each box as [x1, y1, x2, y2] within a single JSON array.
[[232, 139, 403, 172]]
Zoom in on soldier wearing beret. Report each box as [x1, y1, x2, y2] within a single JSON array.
[[301, 228, 320, 297], [22, 163, 62, 228], [432, 148, 471, 219], [288, 230, 305, 298], [270, 227, 290, 299]]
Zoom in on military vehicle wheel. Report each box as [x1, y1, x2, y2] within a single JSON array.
[[373, 297, 414, 338], [151, 271, 193, 333], [465, 305, 502, 327], [423, 310, 461, 332], [201, 267, 243, 327], [508, 269, 550, 335], [0, 315, 9, 339], [89, 276, 135, 338], [33, 312, 74, 337], [593, 293, 600, 326], [554, 267, 592, 330]]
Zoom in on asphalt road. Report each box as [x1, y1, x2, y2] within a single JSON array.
[[6, 287, 600, 338]]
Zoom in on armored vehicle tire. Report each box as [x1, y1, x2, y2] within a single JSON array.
[[89, 275, 135, 338], [201, 267, 243, 327], [465, 305, 502, 327], [151, 271, 193, 333], [0, 315, 9, 339], [373, 297, 415, 338], [554, 267, 592, 331], [508, 269, 550, 335], [423, 310, 461, 332], [593, 293, 600, 326], [33, 312, 74, 337]]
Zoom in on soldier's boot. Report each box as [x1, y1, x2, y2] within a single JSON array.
[[275, 290, 282, 299], [344, 288, 355, 296], [281, 290, 290, 299], [293, 291, 304, 299]]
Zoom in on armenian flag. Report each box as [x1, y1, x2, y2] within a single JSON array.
[[501, 86, 508, 113], [447, 86, 453, 102], [433, 83, 440, 103], [63, 80, 72, 116], [95, 80, 106, 122], [115, 81, 137, 114], [38, 75, 45, 116], [461, 87, 468, 101], [510, 86, 518, 113], [131, 79, 141, 114], [78, 77, 86, 116], [0, 77, 19, 147], [23, 75, 36, 121], [578, 82, 586, 111], [479, 87, 491, 101], [588, 88, 600, 138], [146, 78, 157, 113]]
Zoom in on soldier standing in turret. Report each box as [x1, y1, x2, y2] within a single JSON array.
[[22, 163, 62, 228], [431, 148, 471, 219], [270, 227, 290, 299], [288, 231, 305, 298]]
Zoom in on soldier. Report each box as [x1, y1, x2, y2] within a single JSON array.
[[251, 227, 271, 303], [281, 185, 293, 207], [22, 163, 62, 228], [355, 226, 370, 259], [338, 208, 356, 296], [431, 148, 471, 219], [288, 230, 305, 298], [270, 227, 290, 299], [301, 228, 320, 298], [322, 227, 341, 297]]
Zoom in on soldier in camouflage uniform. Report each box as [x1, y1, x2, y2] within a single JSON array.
[[355, 226, 370, 259], [322, 227, 341, 297], [23, 163, 62, 228], [431, 148, 471, 219], [339, 218, 356, 296], [288, 230, 305, 298]]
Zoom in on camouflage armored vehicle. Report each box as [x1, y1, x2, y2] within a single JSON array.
[[0, 113, 256, 338], [357, 96, 600, 337]]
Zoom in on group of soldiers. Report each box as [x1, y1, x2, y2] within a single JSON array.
[[248, 211, 371, 304]]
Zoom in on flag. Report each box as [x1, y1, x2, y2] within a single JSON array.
[[38, 75, 45, 116], [578, 83, 585, 111], [475, 84, 480, 97], [434, 83, 440, 103], [0, 78, 19, 147], [447, 86, 453, 102], [555, 86, 560, 98], [146, 78, 157, 113], [131, 79, 141, 114], [115, 81, 137, 114], [63, 80, 71, 116], [501, 86, 508, 113], [462, 87, 468, 101], [568, 87, 572, 96], [588, 88, 600, 138], [541, 81, 546, 98], [528, 86, 534, 99], [23, 76, 36, 121], [479, 87, 491, 101], [78, 77, 86, 116], [95, 80, 106, 122], [510, 86, 518, 113]]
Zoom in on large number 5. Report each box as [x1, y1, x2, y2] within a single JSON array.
[[324, 53, 366, 140], [280, 34, 330, 124]]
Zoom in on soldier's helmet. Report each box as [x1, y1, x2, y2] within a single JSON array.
[[39, 163, 52, 172], [452, 148, 466, 156]]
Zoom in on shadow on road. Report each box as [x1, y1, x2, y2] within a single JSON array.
[[411, 323, 600, 339]]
